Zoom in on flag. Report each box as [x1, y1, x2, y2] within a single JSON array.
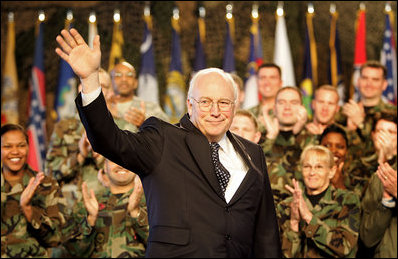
[[163, 15, 186, 124], [193, 14, 206, 72], [108, 14, 125, 71], [273, 9, 296, 87], [137, 14, 159, 104], [242, 14, 263, 109], [380, 10, 397, 105], [223, 16, 235, 73], [27, 21, 47, 172], [53, 17, 77, 121], [1, 12, 19, 125], [300, 10, 318, 119], [350, 7, 367, 101], [328, 9, 345, 105], [88, 12, 98, 49]]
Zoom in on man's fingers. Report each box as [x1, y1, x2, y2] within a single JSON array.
[[70, 28, 87, 46], [55, 35, 72, 54], [61, 29, 78, 48], [92, 34, 101, 51]]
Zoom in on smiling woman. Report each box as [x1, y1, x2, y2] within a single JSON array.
[[277, 144, 361, 258], [1, 123, 66, 258], [1, 124, 29, 178]]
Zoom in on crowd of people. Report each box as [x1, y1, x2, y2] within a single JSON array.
[[1, 28, 396, 258]]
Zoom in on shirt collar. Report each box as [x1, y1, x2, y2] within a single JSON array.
[[218, 134, 230, 152]]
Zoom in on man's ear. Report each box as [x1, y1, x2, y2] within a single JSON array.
[[254, 131, 262, 144], [187, 99, 193, 117]]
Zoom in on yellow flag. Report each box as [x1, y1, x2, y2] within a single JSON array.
[[108, 18, 125, 71], [1, 13, 19, 124]]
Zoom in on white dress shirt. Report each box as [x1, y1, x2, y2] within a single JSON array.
[[217, 135, 248, 203]]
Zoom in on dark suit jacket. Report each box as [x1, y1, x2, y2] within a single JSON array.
[[76, 92, 281, 258]]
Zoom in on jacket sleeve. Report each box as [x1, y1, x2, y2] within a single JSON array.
[[75, 92, 164, 176], [360, 174, 393, 248]]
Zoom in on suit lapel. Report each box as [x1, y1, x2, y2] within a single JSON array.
[[227, 132, 260, 205], [185, 133, 226, 201], [180, 114, 226, 201]]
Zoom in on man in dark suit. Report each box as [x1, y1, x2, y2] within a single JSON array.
[[55, 28, 281, 258]]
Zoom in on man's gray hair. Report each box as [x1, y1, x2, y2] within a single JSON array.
[[187, 68, 238, 101]]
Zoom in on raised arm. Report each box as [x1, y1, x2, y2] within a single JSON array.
[[55, 28, 101, 94]]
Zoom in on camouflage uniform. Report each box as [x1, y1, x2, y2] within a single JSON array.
[[1, 165, 66, 257], [261, 129, 317, 205], [45, 116, 84, 183], [334, 100, 397, 157], [115, 96, 170, 132], [360, 160, 397, 258], [45, 117, 107, 217], [277, 183, 361, 258], [345, 153, 397, 199], [62, 188, 149, 258]]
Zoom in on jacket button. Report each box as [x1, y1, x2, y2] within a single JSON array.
[[225, 234, 232, 240], [225, 206, 230, 213]]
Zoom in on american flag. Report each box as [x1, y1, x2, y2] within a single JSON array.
[[380, 11, 397, 105], [27, 21, 46, 172]]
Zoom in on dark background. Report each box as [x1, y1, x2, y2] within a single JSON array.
[[1, 1, 397, 137]]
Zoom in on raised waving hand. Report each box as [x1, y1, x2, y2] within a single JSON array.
[[55, 28, 101, 93]]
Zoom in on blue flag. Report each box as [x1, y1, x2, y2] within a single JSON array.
[[193, 16, 206, 72], [300, 12, 317, 119], [163, 16, 186, 124], [242, 16, 263, 109], [54, 20, 77, 121], [138, 14, 159, 104], [380, 12, 397, 105], [27, 21, 47, 171], [328, 10, 345, 105], [223, 18, 235, 73]]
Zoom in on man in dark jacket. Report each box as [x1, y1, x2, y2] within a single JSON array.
[[55, 28, 281, 258]]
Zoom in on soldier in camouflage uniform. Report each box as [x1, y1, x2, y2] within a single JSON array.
[[260, 86, 317, 205], [110, 61, 169, 133], [335, 60, 397, 158], [360, 162, 397, 258], [345, 113, 397, 199], [319, 124, 369, 198], [45, 68, 117, 216], [247, 63, 283, 143], [1, 124, 66, 257], [277, 145, 360, 258], [62, 159, 148, 257]]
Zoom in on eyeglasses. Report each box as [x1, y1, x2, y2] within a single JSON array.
[[113, 71, 135, 78], [191, 97, 234, 112]]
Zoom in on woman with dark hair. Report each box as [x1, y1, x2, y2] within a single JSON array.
[[319, 124, 350, 190], [1, 124, 65, 257]]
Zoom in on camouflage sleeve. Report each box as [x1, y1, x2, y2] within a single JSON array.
[[29, 176, 66, 247], [45, 120, 83, 182], [276, 197, 302, 258], [360, 174, 393, 248], [126, 198, 149, 245], [260, 137, 276, 156], [301, 192, 360, 258], [61, 200, 96, 257], [281, 228, 301, 258]]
